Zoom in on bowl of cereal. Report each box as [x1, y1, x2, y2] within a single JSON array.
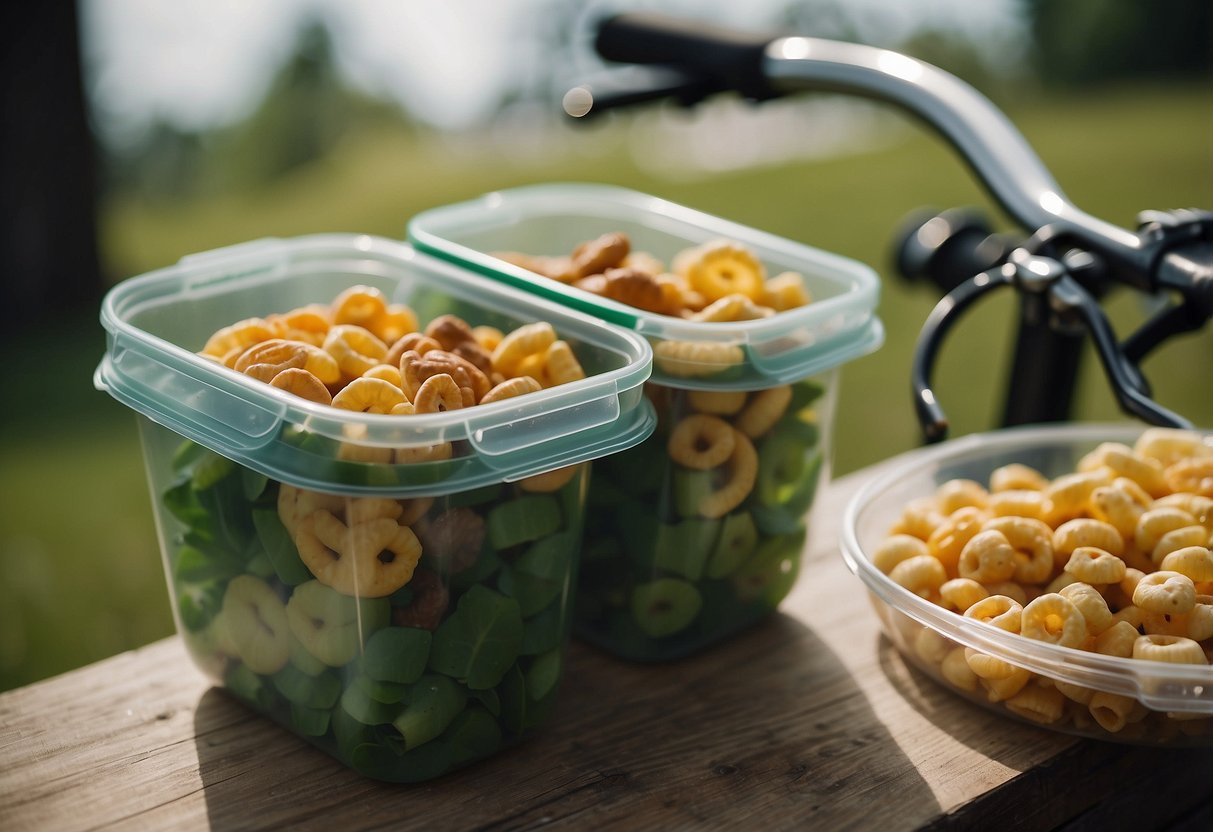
[[96, 234, 656, 781], [409, 184, 884, 660], [841, 422, 1213, 745]]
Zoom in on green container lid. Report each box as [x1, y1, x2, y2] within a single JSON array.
[[96, 234, 655, 496], [409, 183, 884, 390]]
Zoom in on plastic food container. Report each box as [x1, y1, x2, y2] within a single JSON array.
[[842, 423, 1213, 746], [410, 185, 883, 660], [96, 234, 656, 781]]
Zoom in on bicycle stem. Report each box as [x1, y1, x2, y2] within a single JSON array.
[[761, 38, 1145, 260]]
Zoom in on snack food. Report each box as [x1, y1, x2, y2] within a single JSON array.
[[849, 426, 1213, 743]]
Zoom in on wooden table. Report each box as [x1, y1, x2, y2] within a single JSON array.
[[3, 459, 1212, 831]]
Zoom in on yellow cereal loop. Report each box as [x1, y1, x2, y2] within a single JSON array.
[[480, 376, 543, 405], [413, 373, 465, 414], [367, 303, 419, 346], [1006, 684, 1066, 725], [914, 626, 951, 664], [698, 429, 758, 519], [957, 529, 1016, 583], [1133, 570, 1197, 615], [668, 414, 736, 471], [1166, 457, 1213, 497], [1135, 507, 1198, 554], [1135, 427, 1210, 467], [687, 389, 747, 415], [872, 534, 930, 575], [653, 339, 745, 378], [683, 240, 766, 302], [331, 377, 407, 414], [689, 293, 773, 322], [1099, 445, 1168, 497], [270, 368, 332, 405], [964, 648, 1019, 680], [1043, 470, 1111, 525], [964, 594, 1023, 633], [989, 462, 1049, 492], [1058, 581, 1113, 636], [939, 578, 988, 613], [331, 284, 387, 328], [937, 479, 990, 514], [1090, 484, 1146, 540], [1142, 609, 1191, 637], [1089, 691, 1142, 733], [514, 352, 549, 385], [1021, 593, 1086, 648], [1054, 680, 1095, 705], [987, 489, 1047, 520], [294, 511, 421, 598], [1154, 493, 1213, 528], [982, 516, 1053, 584], [762, 271, 812, 311], [888, 554, 947, 599], [1052, 518, 1124, 567], [982, 581, 1028, 606], [940, 647, 979, 692], [491, 321, 557, 377], [1151, 526, 1209, 564], [1094, 620, 1140, 658], [544, 340, 586, 386], [202, 317, 275, 358], [273, 304, 331, 345], [890, 497, 945, 541], [472, 325, 504, 353], [1187, 595, 1213, 641], [981, 666, 1032, 702], [734, 385, 793, 439], [927, 506, 986, 578], [1063, 546, 1126, 585], [362, 363, 403, 389], [324, 324, 389, 380], [1132, 634, 1208, 665]]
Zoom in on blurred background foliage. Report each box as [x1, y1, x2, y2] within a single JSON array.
[[1, 0, 1210, 691]]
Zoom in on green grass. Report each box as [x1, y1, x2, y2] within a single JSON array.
[[2, 82, 1209, 691]]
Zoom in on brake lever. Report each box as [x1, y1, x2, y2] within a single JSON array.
[[562, 66, 719, 119]]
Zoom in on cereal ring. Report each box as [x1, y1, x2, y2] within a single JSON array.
[[544, 340, 586, 386], [331, 284, 387, 327], [491, 322, 557, 377], [471, 325, 504, 353], [295, 511, 422, 597], [698, 429, 758, 518], [914, 626, 951, 664], [1132, 634, 1208, 665], [1135, 507, 1199, 554], [1088, 691, 1144, 733], [687, 390, 747, 415], [515, 352, 549, 385], [690, 293, 774, 322], [1053, 518, 1123, 567], [413, 373, 465, 414], [872, 534, 930, 575], [233, 338, 308, 378], [1159, 546, 1213, 582], [1058, 581, 1113, 636], [941, 647, 979, 692], [1151, 526, 1210, 564], [1135, 428, 1210, 468], [982, 581, 1028, 606], [957, 529, 1016, 583], [323, 324, 388, 380], [386, 333, 443, 366], [1166, 457, 1213, 497], [762, 271, 812, 311], [927, 506, 987, 577], [989, 463, 1048, 492], [1094, 620, 1139, 657], [331, 377, 407, 414], [1142, 609, 1191, 637], [201, 317, 275, 357], [1021, 593, 1087, 648], [1090, 484, 1146, 540], [1043, 470, 1111, 525], [682, 240, 766, 302], [939, 578, 988, 613], [398, 496, 434, 526], [964, 594, 1023, 633], [734, 386, 793, 440], [270, 368, 332, 405], [367, 303, 419, 346], [982, 516, 1053, 584], [1006, 684, 1066, 725], [937, 479, 990, 514], [986, 489, 1047, 521], [1133, 570, 1197, 615], [889, 554, 947, 599], [481, 376, 543, 404], [362, 363, 403, 388], [1063, 546, 1126, 585], [1188, 595, 1213, 641], [669, 414, 736, 471], [400, 349, 490, 403], [653, 339, 745, 378], [890, 497, 945, 541], [981, 665, 1032, 703], [271, 304, 330, 345], [1084, 443, 1168, 497], [1154, 494, 1213, 528], [964, 648, 1019, 680]]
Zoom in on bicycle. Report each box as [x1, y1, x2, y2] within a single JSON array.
[[562, 12, 1213, 441]]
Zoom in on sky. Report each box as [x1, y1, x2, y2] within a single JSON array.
[[79, 0, 1023, 145]]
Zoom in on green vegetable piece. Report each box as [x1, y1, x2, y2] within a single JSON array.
[[252, 508, 312, 586], [495, 665, 527, 735], [391, 674, 467, 751], [244, 551, 275, 580], [288, 635, 327, 676], [443, 707, 502, 767], [520, 605, 565, 656], [447, 483, 503, 508], [756, 431, 809, 506], [354, 673, 412, 705], [733, 528, 807, 604], [173, 544, 241, 585], [631, 578, 702, 638], [487, 496, 562, 550], [340, 682, 399, 725], [289, 703, 331, 737], [653, 517, 721, 581], [241, 469, 270, 502], [191, 452, 237, 491], [273, 664, 341, 709], [513, 532, 575, 581], [429, 585, 523, 690], [361, 627, 432, 685], [469, 688, 501, 718], [497, 567, 563, 618], [671, 469, 715, 519], [788, 379, 825, 413], [450, 544, 502, 593], [707, 511, 759, 579], [163, 480, 210, 528], [175, 579, 224, 632], [225, 662, 273, 709], [525, 649, 562, 702], [171, 440, 210, 473]]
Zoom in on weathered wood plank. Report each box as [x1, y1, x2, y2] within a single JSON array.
[[1, 464, 1209, 831]]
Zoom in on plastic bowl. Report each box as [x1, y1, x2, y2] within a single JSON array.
[[842, 423, 1213, 746], [410, 184, 883, 660], [97, 234, 656, 780]]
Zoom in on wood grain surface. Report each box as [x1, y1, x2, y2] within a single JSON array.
[[2, 463, 1211, 831]]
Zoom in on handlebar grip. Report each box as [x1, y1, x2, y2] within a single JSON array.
[[595, 13, 779, 100]]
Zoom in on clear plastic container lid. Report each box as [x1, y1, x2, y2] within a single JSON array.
[[408, 183, 884, 390], [96, 234, 656, 497], [842, 423, 1213, 715]]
